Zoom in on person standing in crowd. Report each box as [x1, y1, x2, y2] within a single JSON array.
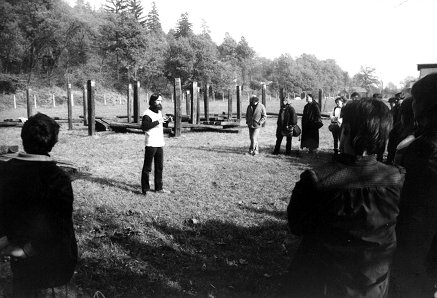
[[0, 113, 78, 296], [272, 97, 297, 155], [300, 94, 322, 155], [141, 93, 170, 194], [393, 97, 415, 165], [287, 98, 404, 298], [329, 97, 345, 157], [246, 95, 266, 155], [386, 94, 405, 164], [391, 73, 437, 298]]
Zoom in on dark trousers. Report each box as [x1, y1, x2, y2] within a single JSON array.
[[141, 146, 163, 192], [331, 126, 340, 151], [274, 133, 292, 154]]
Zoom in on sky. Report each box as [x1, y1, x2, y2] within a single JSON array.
[[69, 0, 437, 87]]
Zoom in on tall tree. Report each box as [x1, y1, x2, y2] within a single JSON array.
[[128, 0, 145, 25], [145, 1, 162, 34], [174, 12, 192, 39], [353, 66, 380, 95], [103, 0, 128, 14], [236, 36, 255, 89]]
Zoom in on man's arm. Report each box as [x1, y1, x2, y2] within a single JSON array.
[[259, 104, 267, 125], [141, 114, 160, 131]]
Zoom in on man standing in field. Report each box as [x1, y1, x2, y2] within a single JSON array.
[[246, 95, 267, 155], [141, 93, 170, 194]]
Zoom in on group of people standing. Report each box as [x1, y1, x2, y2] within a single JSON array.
[[286, 73, 437, 297]]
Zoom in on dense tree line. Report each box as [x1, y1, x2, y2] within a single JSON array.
[[0, 0, 394, 96]]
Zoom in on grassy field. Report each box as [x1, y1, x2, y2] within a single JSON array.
[[0, 98, 336, 297]]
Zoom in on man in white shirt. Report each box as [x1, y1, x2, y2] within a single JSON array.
[[141, 94, 169, 194]]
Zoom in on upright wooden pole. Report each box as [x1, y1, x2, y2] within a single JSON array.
[[67, 83, 73, 130], [262, 84, 266, 107], [71, 93, 74, 107], [318, 89, 323, 110], [26, 88, 32, 118], [236, 85, 242, 120], [133, 81, 140, 123], [280, 88, 285, 108], [190, 82, 198, 124], [34, 94, 37, 109], [204, 83, 210, 123], [13, 95, 16, 109], [196, 87, 201, 124], [83, 85, 88, 126], [186, 90, 191, 116], [127, 83, 132, 123], [52, 94, 56, 107], [87, 80, 95, 136], [228, 89, 233, 120], [173, 78, 182, 137]]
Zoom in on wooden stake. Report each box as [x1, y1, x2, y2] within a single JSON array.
[[133, 81, 140, 123], [26, 88, 32, 118], [127, 84, 132, 123], [83, 85, 88, 126], [67, 83, 73, 130], [173, 78, 182, 137], [236, 86, 241, 120], [190, 82, 197, 124], [52, 94, 56, 107], [13, 95, 16, 109], [204, 83, 210, 123], [87, 80, 95, 136]]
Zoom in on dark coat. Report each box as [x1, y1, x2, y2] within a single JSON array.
[[0, 155, 77, 290], [287, 155, 405, 298], [276, 104, 297, 136], [301, 102, 321, 149]]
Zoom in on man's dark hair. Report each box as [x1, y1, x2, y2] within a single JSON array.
[[149, 93, 161, 105], [342, 98, 392, 156], [335, 97, 345, 104], [350, 92, 359, 99], [21, 113, 60, 155], [250, 95, 259, 102], [411, 73, 437, 123]]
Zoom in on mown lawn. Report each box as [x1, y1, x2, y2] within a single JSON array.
[[0, 98, 335, 297]]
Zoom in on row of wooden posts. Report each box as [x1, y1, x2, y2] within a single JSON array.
[[22, 79, 320, 137]]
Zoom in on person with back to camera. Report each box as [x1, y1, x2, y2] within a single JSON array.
[[300, 94, 322, 155], [287, 98, 405, 297], [329, 97, 345, 157], [141, 93, 170, 194], [246, 95, 266, 156], [391, 73, 437, 298], [0, 113, 78, 297], [272, 97, 297, 155]]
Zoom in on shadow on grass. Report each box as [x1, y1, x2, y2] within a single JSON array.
[[75, 174, 142, 195], [74, 206, 298, 298]]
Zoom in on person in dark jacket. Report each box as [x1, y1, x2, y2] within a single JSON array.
[[391, 73, 437, 298], [287, 98, 405, 298], [272, 97, 297, 155], [246, 95, 267, 155], [300, 94, 322, 154], [0, 113, 77, 297]]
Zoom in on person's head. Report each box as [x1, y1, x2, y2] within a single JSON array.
[[306, 94, 313, 103], [400, 97, 414, 129], [372, 93, 382, 100], [21, 113, 60, 155], [282, 97, 289, 106], [350, 92, 360, 100], [335, 97, 344, 107], [149, 93, 162, 111], [400, 87, 412, 100], [411, 73, 437, 128], [388, 97, 397, 109], [340, 98, 392, 156], [250, 95, 259, 106]]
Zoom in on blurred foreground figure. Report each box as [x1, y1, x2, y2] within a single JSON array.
[[287, 99, 405, 297], [391, 73, 437, 298], [0, 113, 77, 297]]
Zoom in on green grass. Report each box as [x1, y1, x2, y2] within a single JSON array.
[[0, 98, 336, 297]]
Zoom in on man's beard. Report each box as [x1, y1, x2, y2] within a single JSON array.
[[151, 104, 162, 112]]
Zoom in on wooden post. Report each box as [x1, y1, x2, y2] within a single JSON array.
[[173, 78, 182, 137], [204, 83, 210, 123], [87, 80, 95, 136], [104, 94, 107, 105], [127, 83, 132, 123], [34, 94, 37, 109], [262, 83, 266, 107], [222, 91, 225, 102], [186, 90, 191, 116], [71, 93, 74, 107], [52, 94, 56, 107], [13, 95, 16, 109], [26, 88, 32, 118], [83, 85, 88, 126], [236, 85, 241, 120], [196, 87, 201, 124], [228, 89, 232, 120], [133, 81, 140, 123], [67, 83, 73, 130], [318, 89, 323, 110], [190, 82, 197, 124], [280, 88, 285, 108]]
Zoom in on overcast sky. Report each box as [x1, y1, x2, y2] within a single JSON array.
[[70, 0, 437, 86]]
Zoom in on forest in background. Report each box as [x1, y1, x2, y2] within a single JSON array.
[[0, 0, 409, 99]]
